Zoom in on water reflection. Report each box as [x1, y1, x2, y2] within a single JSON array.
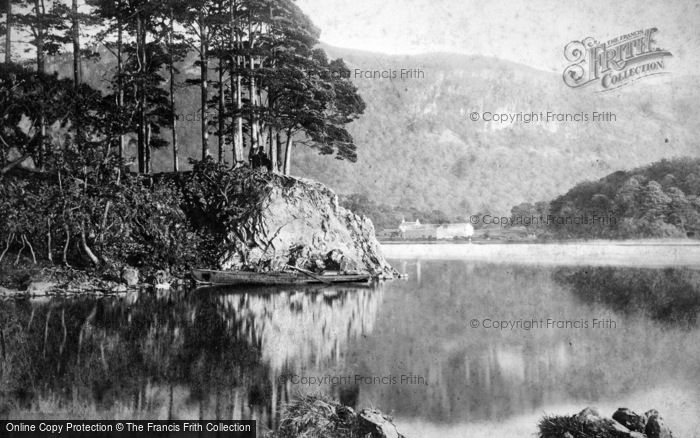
[[554, 266, 700, 326], [347, 261, 700, 435], [1, 261, 699, 437], [0, 283, 383, 432]]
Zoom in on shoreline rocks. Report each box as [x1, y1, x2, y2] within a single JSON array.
[[270, 394, 404, 438], [120, 267, 140, 287], [540, 407, 673, 438]]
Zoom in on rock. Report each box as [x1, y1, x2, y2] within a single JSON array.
[[217, 174, 396, 278], [358, 409, 404, 438], [111, 284, 128, 293], [563, 433, 574, 438], [609, 420, 632, 436], [572, 408, 636, 437], [153, 270, 170, 289], [339, 255, 361, 274], [629, 432, 646, 438], [574, 407, 602, 423], [645, 410, 673, 438], [120, 267, 139, 286], [247, 247, 265, 265], [613, 408, 646, 433], [25, 281, 58, 296], [0, 286, 23, 297]]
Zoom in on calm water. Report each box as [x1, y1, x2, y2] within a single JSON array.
[[1, 255, 699, 437]]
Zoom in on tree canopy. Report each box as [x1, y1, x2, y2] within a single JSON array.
[[1, 0, 365, 175]]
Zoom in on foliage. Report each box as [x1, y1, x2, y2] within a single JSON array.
[[512, 158, 700, 239], [82, 0, 365, 173], [0, 160, 202, 271], [274, 394, 361, 438], [12, 0, 72, 69], [178, 158, 272, 262]]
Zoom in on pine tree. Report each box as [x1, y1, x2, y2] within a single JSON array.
[[1, 0, 16, 64]]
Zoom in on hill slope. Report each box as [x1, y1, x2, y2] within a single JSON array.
[[48, 46, 700, 223], [295, 46, 700, 220]]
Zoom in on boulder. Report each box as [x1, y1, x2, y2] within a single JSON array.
[[120, 267, 139, 286], [25, 281, 58, 296], [609, 420, 633, 436], [358, 409, 405, 438], [644, 410, 673, 438], [574, 407, 602, 423], [218, 174, 396, 278], [572, 408, 634, 437], [111, 284, 128, 293], [613, 408, 646, 433], [152, 270, 170, 289]]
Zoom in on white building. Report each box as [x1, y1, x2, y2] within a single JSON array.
[[399, 219, 474, 240], [436, 223, 474, 239]]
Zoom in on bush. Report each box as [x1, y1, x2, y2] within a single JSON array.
[[0, 162, 202, 273]]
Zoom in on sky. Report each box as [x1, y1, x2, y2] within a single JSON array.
[[296, 0, 700, 75]]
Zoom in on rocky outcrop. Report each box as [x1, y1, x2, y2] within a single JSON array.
[[613, 408, 646, 434], [218, 174, 395, 278], [271, 394, 404, 438], [540, 407, 673, 438], [644, 410, 673, 438], [358, 409, 405, 438], [120, 267, 140, 286]]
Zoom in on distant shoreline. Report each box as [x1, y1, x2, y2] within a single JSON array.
[[381, 241, 700, 268], [380, 239, 700, 246]]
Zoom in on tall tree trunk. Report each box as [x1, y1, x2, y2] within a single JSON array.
[[35, 0, 44, 73], [217, 55, 225, 162], [35, 0, 46, 169], [136, 12, 146, 173], [4, 0, 11, 64], [229, 61, 239, 165], [235, 70, 243, 163], [117, 4, 125, 162], [145, 123, 151, 173], [71, 0, 81, 86], [168, 7, 178, 172], [247, 12, 257, 157], [229, 0, 242, 166], [276, 131, 282, 173], [269, 125, 276, 172], [72, 0, 82, 149], [199, 14, 209, 160], [283, 131, 292, 175]]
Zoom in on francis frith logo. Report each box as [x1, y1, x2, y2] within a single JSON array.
[[563, 28, 672, 91]]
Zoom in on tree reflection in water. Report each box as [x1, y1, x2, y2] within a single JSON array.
[[554, 266, 700, 327], [2, 262, 699, 435], [0, 283, 384, 432]]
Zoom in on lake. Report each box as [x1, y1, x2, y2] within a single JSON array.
[[1, 244, 699, 437]]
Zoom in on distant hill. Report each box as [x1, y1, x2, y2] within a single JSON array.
[[534, 157, 700, 239], [300, 46, 700, 221], [46, 45, 700, 224]]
